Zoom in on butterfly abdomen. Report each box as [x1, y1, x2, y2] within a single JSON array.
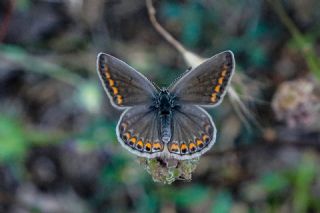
[[159, 114, 172, 143], [156, 90, 175, 143]]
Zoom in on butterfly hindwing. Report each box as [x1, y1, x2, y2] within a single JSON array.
[[169, 51, 235, 107], [167, 105, 216, 160], [117, 105, 165, 158], [97, 53, 158, 108]]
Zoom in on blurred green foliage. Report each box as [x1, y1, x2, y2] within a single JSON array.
[[0, 115, 26, 162]]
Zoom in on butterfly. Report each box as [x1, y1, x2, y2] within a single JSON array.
[[97, 51, 235, 160]]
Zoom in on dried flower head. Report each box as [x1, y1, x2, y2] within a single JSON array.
[[272, 78, 320, 129], [138, 157, 200, 184]]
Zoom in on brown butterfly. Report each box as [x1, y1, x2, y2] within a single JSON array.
[[97, 51, 235, 160]]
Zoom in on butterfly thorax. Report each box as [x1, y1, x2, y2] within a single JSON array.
[[153, 89, 177, 143]]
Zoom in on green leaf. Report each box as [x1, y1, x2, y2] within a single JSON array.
[[259, 172, 289, 193], [0, 115, 27, 162], [293, 153, 316, 213], [174, 185, 210, 208], [211, 190, 233, 213]]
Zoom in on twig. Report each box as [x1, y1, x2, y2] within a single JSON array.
[[145, 0, 204, 67], [146, 0, 186, 54]]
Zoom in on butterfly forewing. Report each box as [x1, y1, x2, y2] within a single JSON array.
[[169, 51, 235, 107], [167, 105, 216, 160], [117, 105, 165, 158], [97, 53, 158, 108]]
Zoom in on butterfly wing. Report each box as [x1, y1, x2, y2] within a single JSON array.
[[97, 53, 158, 108], [167, 105, 216, 160], [169, 51, 235, 107], [117, 105, 165, 158]]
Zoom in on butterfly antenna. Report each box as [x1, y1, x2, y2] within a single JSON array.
[[152, 81, 161, 91]]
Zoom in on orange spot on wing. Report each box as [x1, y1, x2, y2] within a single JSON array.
[[109, 79, 114, 86], [130, 137, 137, 143], [221, 70, 227, 77], [123, 132, 131, 140], [129, 137, 137, 146], [218, 77, 224, 85], [189, 143, 196, 152], [112, 87, 119, 95], [136, 140, 143, 149], [196, 139, 204, 148], [105, 67, 111, 78], [145, 143, 152, 152], [202, 134, 210, 143], [117, 95, 123, 105], [211, 93, 217, 102], [152, 142, 162, 151], [180, 143, 188, 153], [170, 143, 180, 153], [214, 85, 221, 93]]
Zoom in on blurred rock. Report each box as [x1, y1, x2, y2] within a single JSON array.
[[0, 60, 89, 132], [5, 1, 70, 45], [65, 0, 104, 29], [291, 0, 320, 27], [13, 183, 90, 213], [25, 145, 64, 192], [60, 142, 107, 198]]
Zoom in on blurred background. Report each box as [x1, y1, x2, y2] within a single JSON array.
[[0, 0, 320, 212]]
